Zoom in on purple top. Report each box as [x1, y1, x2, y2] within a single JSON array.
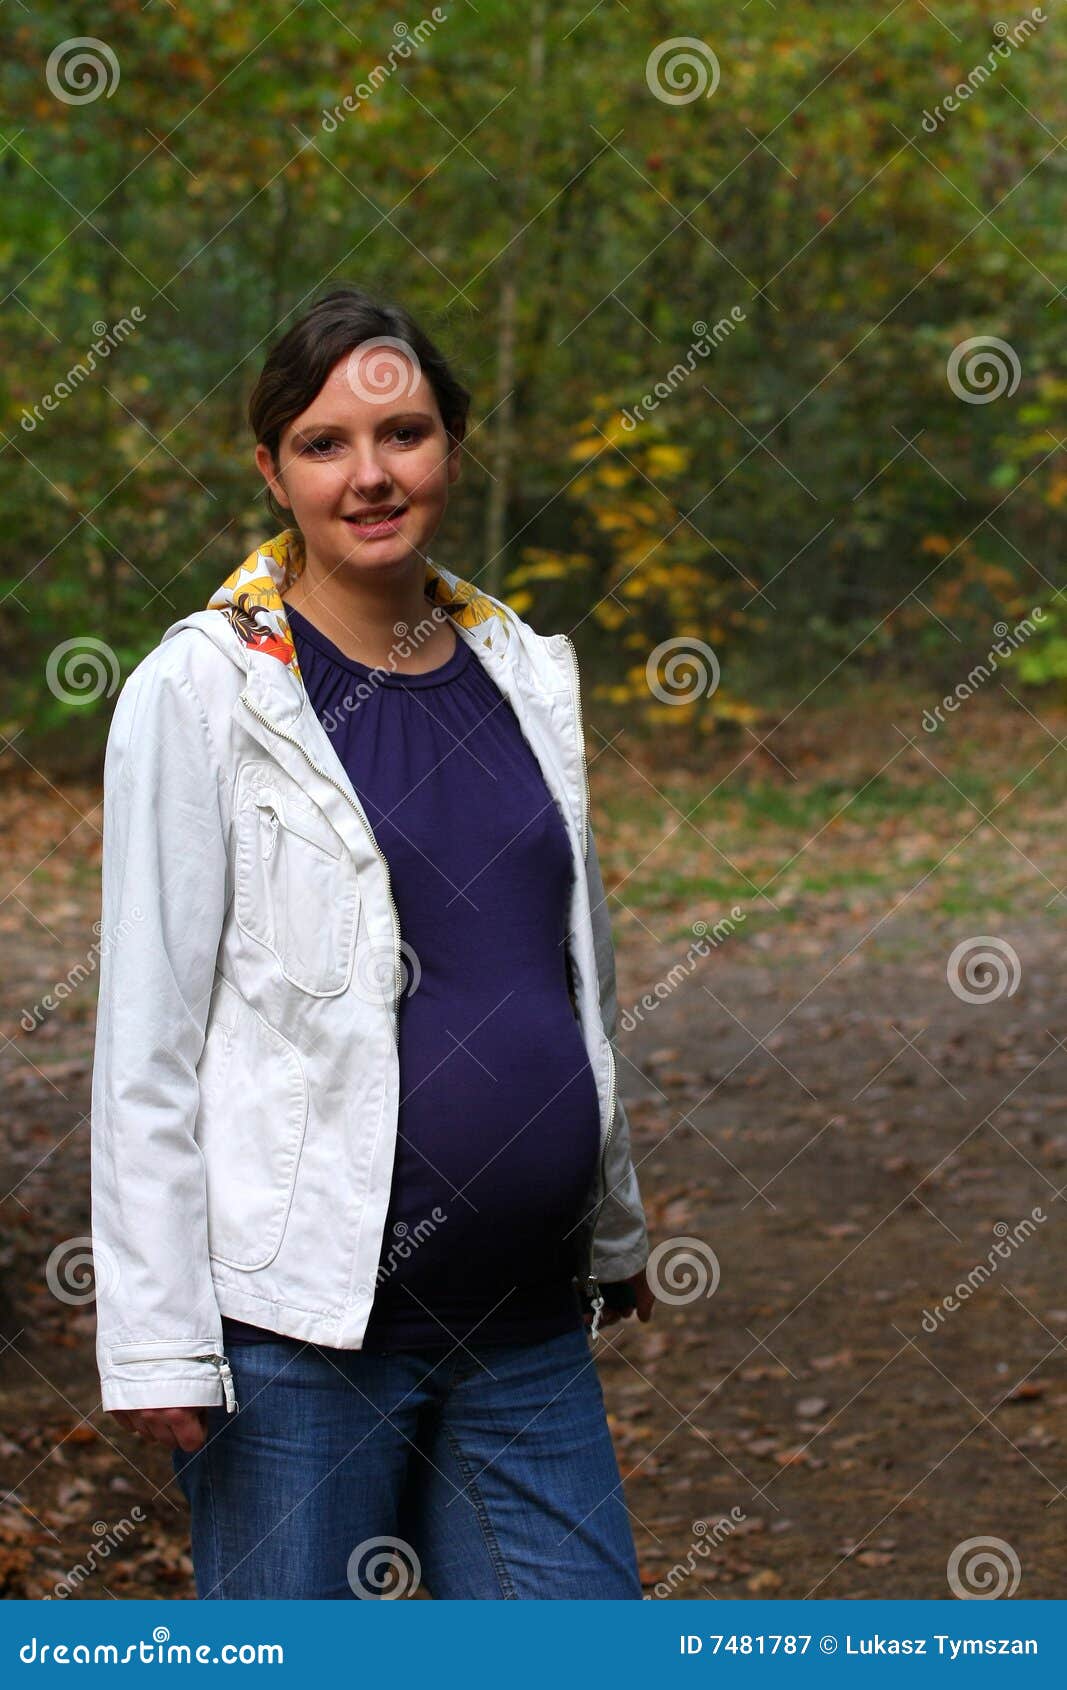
[[221, 600, 601, 1353]]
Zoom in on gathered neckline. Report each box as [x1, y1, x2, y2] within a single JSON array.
[[286, 603, 472, 689]]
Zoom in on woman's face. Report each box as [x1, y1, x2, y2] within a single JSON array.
[[255, 346, 461, 575]]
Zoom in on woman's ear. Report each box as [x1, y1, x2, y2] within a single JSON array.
[[255, 442, 291, 510]]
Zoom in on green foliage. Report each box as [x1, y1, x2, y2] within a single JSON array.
[[2, 1, 1064, 764]]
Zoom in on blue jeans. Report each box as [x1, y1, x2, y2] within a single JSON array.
[[171, 1324, 642, 1599]]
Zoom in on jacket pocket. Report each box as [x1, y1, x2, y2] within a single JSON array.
[[194, 974, 308, 1271], [233, 761, 361, 996]]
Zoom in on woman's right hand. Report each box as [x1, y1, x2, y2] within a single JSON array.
[[110, 1407, 208, 1451]]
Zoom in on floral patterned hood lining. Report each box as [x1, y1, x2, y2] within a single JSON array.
[[205, 527, 513, 684]]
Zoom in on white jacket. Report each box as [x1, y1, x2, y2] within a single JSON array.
[[90, 530, 649, 1414]]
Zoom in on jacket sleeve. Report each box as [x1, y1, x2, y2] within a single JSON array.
[[584, 820, 650, 1283], [90, 643, 232, 1412]]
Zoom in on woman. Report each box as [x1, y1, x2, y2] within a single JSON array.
[[90, 285, 653, 1599]]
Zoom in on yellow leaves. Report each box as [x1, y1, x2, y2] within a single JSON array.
[[568, 435, 604, 462], [594, 462, 631, 489], [920, 534, 953, 556], [645, 444, 691, 477], [593, 600, 629, 631], [506, 590, 533, 615], [506, 550, 571, 583]]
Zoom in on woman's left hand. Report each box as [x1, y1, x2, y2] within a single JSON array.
[[583, 1268, 655, 1331]]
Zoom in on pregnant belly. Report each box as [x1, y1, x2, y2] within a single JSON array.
[[381, 998, 603, 1287]]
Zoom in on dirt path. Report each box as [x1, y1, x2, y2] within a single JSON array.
[[1, 739, 1064, 1599]]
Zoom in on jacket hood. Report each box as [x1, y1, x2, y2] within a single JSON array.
[[201, 528, 518, 687]]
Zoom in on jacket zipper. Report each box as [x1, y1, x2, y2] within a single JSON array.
[[563, 636, 619, 1340], [109, 1348, 239, 1414], [239, 694, 402, 1041], [562, 635, 590, 860]]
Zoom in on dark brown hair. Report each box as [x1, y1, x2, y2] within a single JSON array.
[[248, 286, 472, 529]]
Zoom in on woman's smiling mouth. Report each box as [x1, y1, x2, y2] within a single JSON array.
[[341, 507, 408, 537]]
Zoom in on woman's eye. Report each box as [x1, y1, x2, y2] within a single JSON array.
[[391, 426, 423, 446], [304, 437, 338, 455]]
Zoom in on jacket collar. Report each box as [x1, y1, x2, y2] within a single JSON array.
[[168, 527, 571, 719], [159, 527, 586, 862]]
